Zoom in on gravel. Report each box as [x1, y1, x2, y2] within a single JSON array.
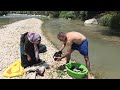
[[0, 18, 72, 79]]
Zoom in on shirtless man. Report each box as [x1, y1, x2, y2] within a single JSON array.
[[55, 31, 92, 79]]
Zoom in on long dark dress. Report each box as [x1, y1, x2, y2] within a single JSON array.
[[20, 32, 47, 68], [20, 32, 39, 68]]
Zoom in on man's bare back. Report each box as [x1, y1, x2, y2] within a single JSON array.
[[66, 31, 86, 45]]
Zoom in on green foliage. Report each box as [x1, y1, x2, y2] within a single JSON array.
[[59, 11, 76, 19], [78, 11, 100, 21], [48, 11, 60, 18], [99, 12, 120, 31], [79, 11, 87, 21], [99, 14, 113, 26], [0, 11, 9, 16], [56, 70, 65, 77], [109, 14, 120, 31]]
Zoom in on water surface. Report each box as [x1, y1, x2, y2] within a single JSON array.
[[42, 18, 120, 79]]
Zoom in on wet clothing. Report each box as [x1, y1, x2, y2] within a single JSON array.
[[71, 39, 88, 57]]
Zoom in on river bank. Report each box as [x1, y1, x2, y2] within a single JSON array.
[[0, 18, 72, 79]]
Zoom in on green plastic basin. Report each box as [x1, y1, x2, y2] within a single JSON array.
[[65, 62, 88, 79]]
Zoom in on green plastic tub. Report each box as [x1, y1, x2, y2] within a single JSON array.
[[65, 62, 88, 79]]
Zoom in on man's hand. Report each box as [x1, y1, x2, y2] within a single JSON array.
[[58, 51, 62, 55], [53, 51, 62, 61]]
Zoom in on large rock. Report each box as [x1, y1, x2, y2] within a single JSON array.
[[84, 18, 98, 26]]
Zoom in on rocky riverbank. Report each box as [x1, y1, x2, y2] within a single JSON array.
[[0, 18, 72, 79]]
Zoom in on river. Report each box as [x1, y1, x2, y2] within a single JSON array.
[[42, 18, 120, 79]]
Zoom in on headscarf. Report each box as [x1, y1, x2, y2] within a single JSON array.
[[27, 32, 41, 43]]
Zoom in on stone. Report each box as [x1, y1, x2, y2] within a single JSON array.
[[84, 18, 98, 26]]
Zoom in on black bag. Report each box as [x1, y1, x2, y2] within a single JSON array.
[[53, 51, 62, 61]]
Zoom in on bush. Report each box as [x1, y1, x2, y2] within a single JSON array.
[[99, 14, 113, 26], [99, 12, 120, 31], [0, 11, 9, 16], [48, 11, 60, 18], [79, 11, 87, 21], [79, 11, 99, 21], [109, 14, 120, 30], [59, 11, 76, 19]]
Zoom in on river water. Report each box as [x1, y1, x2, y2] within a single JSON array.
[[42, 18, 120, 79], [0, 15, 120, 79], [0, 14, 48, 27]]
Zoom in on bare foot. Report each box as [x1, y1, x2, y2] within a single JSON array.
[[88, 75, 95, 79]]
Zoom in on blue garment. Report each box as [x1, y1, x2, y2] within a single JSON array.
[[71, 39, 88, 57]]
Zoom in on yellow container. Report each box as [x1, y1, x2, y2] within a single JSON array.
[[3, 59, 24, 78]]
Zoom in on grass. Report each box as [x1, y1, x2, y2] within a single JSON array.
[[56, 69, 66, 78]]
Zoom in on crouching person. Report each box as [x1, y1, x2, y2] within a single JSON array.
[[20, 32, 43, 68]]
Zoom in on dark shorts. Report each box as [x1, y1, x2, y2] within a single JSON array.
[[71, 39, 88, 57]]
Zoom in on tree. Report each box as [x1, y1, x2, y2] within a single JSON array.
[[0, 11, 9, 16]]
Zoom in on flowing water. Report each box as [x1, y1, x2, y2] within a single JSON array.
[[42, 18, 120, 79]]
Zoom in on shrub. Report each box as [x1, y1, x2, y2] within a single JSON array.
[[79, 11, 87, 21], [79, 11, 99, 21], [48, 11, 60, 18], [99, 12, 120, 31], [59, 11, 76, 19], [109, 14, 120, 30], [0, 11, 9, 16], [99, 14, 113, 26]]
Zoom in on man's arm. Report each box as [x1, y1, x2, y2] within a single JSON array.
[[59, 42, 66, 51], [57, 41, 73, 60]]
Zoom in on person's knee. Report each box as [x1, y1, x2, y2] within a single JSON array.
[[39, 44, 47, 53], [84, 56, 89, 61]]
